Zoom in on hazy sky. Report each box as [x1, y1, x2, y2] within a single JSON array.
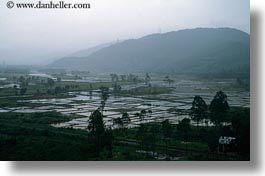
[[0, 0, 250, 64]]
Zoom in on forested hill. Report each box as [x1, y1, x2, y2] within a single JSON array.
[[49, 28, 250, 78]]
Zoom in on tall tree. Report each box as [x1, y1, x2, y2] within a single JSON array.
[[164, 76, 174, 86], [209, 91, 230, 126], [19, 76, 25, 85], [121, 112, 131, 127], [113, 82, 121, 93], [47, 78, 55, 87], [145, 73, 151, 85], [147, 110, 153, 119], [177, 118, 191, 153], [140, 110, 147, 122], [190, 96, 208, 126], [99, 86, 109, 111], [88, 109, 105, 155], [113, 117, 124, 129], [162, 119, 173, 138], [110, 74, 119, 82], [88, 109, 105, 136]]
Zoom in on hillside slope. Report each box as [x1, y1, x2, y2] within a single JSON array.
[[49, 28, 250, 76]]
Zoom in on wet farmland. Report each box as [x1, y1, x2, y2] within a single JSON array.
[[0, 78, 250, 130]]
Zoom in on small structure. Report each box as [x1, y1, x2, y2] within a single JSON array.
[[218, 136, 237, 153]]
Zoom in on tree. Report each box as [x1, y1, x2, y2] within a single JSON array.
[[36, 89, 40, 95], [135, 110, 146, 122], [178, 118, 191, 138], [113, 82, 121, 93], [19, 76, 25, 85], [113, 117, 124, 129], [65, 85, 70, 90], [140, 110, 147, 121], [230, 108, 250, 156], [120, 75, 126, 81], [13, 85, 18, 96], [88, 109, 105, 154], [121, 112, 131, 127], [89, 84, 93, 99], [161, 120, 173, 157], [19, 76, 28, 87], [88, 109, 105, 135], [54, 86, 62, 94], [190, 96, 208, 126], [135, 112, 140, 121], [177, 118, 191, 152], [164, 76, 174, 86], [209, 91, 230, 126], [162, 119, 173, 138], [99, 86, 109, 111], [47, 78, 55, 87], [87, 109, 116, 158], [20, 87, 27, 95], [128, 74, 139, 84], [147, 110, 153, 118], [46, 89, 51, 94], [110, 74, 119, 82], [145, 73, 151, 85]]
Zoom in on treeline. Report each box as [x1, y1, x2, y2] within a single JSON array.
[[86, 90, 250, 160]]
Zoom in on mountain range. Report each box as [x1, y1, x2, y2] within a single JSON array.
[[48, 28, 250, 77]]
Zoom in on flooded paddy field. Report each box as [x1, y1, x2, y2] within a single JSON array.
[[0, 77, 249, 130]]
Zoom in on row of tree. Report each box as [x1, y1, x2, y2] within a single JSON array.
[[86, 89, 249, 158], [110, 73, 152, 84], [190, 91, 229, 126]]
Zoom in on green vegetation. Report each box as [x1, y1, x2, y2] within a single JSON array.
[[0, 69, 250, 161], [210, 91, 230, 126], [0, 112, 93, 160], [190, 96, 208, 126], [0, 81, 131, 97], [0, 104, 249, 161]]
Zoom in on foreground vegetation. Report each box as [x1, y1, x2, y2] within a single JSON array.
[[0, 105, 249, 161]]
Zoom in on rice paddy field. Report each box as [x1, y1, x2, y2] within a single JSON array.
[[0, 75, 250, 130]]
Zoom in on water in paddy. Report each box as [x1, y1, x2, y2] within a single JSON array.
[[1, 79, 249, 130]]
